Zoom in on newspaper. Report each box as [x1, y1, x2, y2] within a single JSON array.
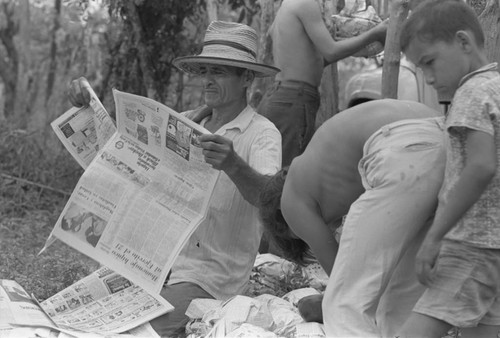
[[0, 279, 54, 330], [0, 272, 167, 336], [51, 84, 116, 169], [38, 266, 172, 333], [44, 88, 220, 295]]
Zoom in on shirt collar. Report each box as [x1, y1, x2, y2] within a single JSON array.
[[458, 63, 498, 88], [203, 105, 256, 135]]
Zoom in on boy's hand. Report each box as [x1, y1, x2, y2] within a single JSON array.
[[415, 238, 441, 286], [68, 77, 92, 107]]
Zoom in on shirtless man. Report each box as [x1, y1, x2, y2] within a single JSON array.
[[259, 99, 445, 337], [257, 0, 388, 167]]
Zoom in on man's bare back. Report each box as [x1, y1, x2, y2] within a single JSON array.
[[271, 0, 325, 86], [270, 0, 388, 87], [285, 99, 441, 226]]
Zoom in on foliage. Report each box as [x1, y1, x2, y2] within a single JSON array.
[[0, 122, 83, 217], [102, 0, 203, 106]]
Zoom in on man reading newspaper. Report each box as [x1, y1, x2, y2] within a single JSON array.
[[68, 21, 282, 337]]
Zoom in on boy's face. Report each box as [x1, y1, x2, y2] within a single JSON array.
[[405, 37, 470, 102]]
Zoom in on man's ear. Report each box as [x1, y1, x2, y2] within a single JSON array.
[[455, 30, 475, 53], [244, 69, 255, 85]]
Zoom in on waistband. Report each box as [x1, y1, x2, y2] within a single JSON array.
[[376, 117, 444, 137], [364, 117, 445, 154], [273, 80, 319, 96]]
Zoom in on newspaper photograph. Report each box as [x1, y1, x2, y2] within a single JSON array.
[[51, 84, 116, 169], [38, 266, 172, 334], [44, 88, 220, 294]]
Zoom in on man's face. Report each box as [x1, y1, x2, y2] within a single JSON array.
[[199, 64, 248, 108], [405, 37, 469, 102]]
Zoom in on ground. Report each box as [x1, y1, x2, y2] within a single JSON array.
[[0, 207, 100, 301]]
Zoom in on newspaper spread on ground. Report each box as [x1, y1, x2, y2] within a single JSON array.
[[0, 274, 164, 337], [51, 84, 116, 169], [43, 88, 220, 295], [38, 266, 172, 334]]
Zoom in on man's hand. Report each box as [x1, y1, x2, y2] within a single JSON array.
[[184, 105, 212, 123], [415, 238, 441, 286], [370, 18, 389, 43], [68, 77, 92, 107], [198, 134, 238, 171], [297, 294, 323, 323]]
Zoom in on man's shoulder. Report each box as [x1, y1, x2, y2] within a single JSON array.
[[251, 111, 280, 131], [276, 0, 315, 23]]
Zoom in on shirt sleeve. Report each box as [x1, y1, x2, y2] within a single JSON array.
[[248, 126, 282, 175], [448, 80, 496, 136]]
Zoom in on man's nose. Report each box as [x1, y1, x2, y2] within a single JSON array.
[[202, 75, 214, 86]]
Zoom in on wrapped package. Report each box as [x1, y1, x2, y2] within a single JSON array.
[[201, 295, 274, 336], [294, 322, 326, 338], [256, 294, 304, 337], [331, 3, 384, 57], [282, 287, 321, 307]]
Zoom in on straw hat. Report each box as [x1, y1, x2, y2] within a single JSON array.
[[173, 21, 279, 78]]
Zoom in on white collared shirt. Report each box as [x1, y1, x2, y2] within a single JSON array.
[[168, 105, 282, 299]]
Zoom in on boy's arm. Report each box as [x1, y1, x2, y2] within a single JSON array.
[[281, 179, 337, 275], [416, 129, 496, 286]]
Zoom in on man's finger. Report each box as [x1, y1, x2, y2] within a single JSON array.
[[80, 80, 92, 104]]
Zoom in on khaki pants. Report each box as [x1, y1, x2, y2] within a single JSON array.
[[323, 118, 446, 338]]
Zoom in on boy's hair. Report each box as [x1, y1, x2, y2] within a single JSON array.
[[400, 0, 484, 52], [259, 168, 315, 266]]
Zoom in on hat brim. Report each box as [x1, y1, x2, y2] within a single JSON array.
[[172, 56, 280, 78]]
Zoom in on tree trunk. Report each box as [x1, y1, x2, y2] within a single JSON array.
[[477, 0, 500, 64], [46, 0, 61, 103], [250, 0, 276, 108], [381, 0, 410, 99], [0, 1, 20, 120], [13, 0, 31, 128], [123, 2, 157, 99], [207, 0, 218, 22]]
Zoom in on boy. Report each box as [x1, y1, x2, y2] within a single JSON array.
[[398, 1, 500, 337]]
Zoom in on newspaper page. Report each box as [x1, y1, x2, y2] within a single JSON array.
[[51, 84, 116, 169], [38, 266, 172, 334], [0, 280, 55, 329], [44, 89, 220, 294]]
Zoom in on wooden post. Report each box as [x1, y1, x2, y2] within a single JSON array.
[[316, 0, 340, 128], [381, 0, 410, 99]]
